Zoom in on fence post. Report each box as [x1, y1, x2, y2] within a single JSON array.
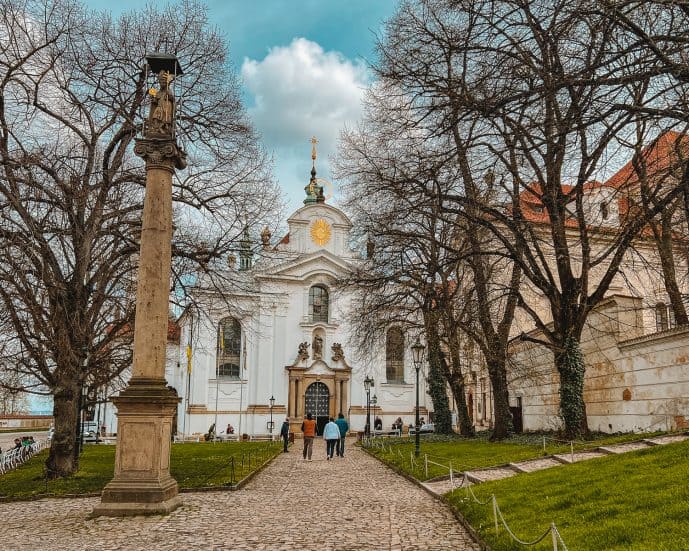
[[449, 461, 453, 489], [551, 522, 558, 551], [424, 454, 428, 478], [492, 495, 499, 534], [543, 435, 546, 453], [570, 441, 574, 464]]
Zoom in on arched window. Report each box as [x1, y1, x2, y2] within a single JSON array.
[[217, 317, 241, 379], [309, 285, 329, 323], [386, 327, 405, 383], [600, 202, 609, 220]]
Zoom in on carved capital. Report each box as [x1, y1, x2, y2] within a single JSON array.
[[134, 138, 187, 171]]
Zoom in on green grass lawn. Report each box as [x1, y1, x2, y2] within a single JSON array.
[[0, 441, 282, 499], [366, 431, 665, 481], [448, 440, 689, 550]]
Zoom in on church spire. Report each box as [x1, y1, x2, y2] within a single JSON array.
[[304, 136, 324, 205], [238, 225, 253, 271], [311, 135, 318, 168]]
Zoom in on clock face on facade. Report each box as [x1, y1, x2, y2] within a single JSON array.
[[310, 218, 331, 246]]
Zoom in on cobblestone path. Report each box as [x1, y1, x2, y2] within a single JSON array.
[[0, 439, 479, 551]]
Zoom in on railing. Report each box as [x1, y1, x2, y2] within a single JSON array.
[[0, 440, 49, 475], [458, 474, 569, 550], [194, 441, 281, 487]]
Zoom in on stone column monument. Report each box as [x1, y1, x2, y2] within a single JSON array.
[[93, 54, 186, 517]]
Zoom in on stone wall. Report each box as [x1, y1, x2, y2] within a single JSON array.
[[509, 295, 689, 433], [0, 415, 52, 429]]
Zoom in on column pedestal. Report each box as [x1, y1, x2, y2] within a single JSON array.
[[91, 379, 181, 517]]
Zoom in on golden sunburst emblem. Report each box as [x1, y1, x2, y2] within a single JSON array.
[[310, 218, 331, 246]]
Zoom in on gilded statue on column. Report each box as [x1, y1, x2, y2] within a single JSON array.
[[146, 71, 176, 139]]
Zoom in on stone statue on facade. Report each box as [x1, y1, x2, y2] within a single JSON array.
[[297, 341, 310, 362], [313, 334, 323, 360], [331, 343, 344, 362]]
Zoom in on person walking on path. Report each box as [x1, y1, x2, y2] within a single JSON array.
[[334, 412, 349, 457], [301, 412, 317, 461], [280, 418, 290, 453], [323, 417, 340, 460]]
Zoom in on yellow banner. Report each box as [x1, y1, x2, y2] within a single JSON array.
[[186, 344, 192, 374]]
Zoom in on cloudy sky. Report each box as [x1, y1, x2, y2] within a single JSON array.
[[87, 0, 398, 210]]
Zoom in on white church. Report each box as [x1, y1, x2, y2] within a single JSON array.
[[141, 149, 432, 438]]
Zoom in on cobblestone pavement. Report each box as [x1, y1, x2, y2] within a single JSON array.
[[0, 439, 479, 551]]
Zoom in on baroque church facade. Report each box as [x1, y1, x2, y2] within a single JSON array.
[[174, 156, 431, 438]]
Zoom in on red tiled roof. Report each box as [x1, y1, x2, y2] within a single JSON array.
[[167, 319, 180, 344], [108, 318, 180, 344], [604, 130, 688, 190], [516, 131, 688, 229]]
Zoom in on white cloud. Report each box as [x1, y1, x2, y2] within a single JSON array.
[[241, 38, 370, 208]]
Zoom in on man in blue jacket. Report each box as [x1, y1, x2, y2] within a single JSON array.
[[334, 412, 349, 458], [279, 418, 290, 452]]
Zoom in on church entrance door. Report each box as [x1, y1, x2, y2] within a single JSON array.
[[305, 382, 329, 436]]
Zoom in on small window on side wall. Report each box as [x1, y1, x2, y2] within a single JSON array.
[[386, 327, 405, 383], [600, 202, 609, 220], [655, 302, 676, 332], [309, 285, 329, 323]]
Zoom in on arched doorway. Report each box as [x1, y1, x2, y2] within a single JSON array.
[[305, 382, 330, 435]]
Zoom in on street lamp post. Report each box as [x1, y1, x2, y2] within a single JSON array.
[[411, 338, 426, 457], [269, 395, 275, 436], [372, 394, 378, 431], [363, 376, 373, 437], [75, 382, 88, 460]]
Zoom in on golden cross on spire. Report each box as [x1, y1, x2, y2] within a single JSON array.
[[311, 136, 318, 166]]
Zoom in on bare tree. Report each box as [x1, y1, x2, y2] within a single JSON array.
[[375, 0, 689, 438], [336, 100, 475, 435], [0, 0, 280, 477], [370, 3, 526, 439]]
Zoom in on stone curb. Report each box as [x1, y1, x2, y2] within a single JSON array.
[[360, 445, 489, 551], [415, 431, 689, 485], [0, 448, 283, 503]]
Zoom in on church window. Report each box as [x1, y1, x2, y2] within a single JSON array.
[[309, 285, 329, 323], [600, 202, 609, 220], [217, 317, 241, 379], [655, 302, 676, 332], [386, 327, 405, 383]]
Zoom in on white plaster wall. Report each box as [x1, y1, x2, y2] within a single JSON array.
[[510, 295, 689, 433], [176, 201, 438, 435]]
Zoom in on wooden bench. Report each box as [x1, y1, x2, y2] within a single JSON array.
[[249, 434, 275, 442]]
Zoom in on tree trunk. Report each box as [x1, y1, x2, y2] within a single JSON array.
[[46, 382, 80, 478], [655, 214, 689, 326], [427, 357, 453, 434], [554, 337, 589, 439], [424, 314, 453, 434], [486, 358, 513, 440], [447, 371, 474, 436]]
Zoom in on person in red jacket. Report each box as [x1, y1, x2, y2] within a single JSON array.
[[301, 412, 317, 461]]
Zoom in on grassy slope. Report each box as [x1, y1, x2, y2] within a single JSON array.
[[448, 440, 689, 551], [0, 441, 281, 498], [367, 432, 661, 481]]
